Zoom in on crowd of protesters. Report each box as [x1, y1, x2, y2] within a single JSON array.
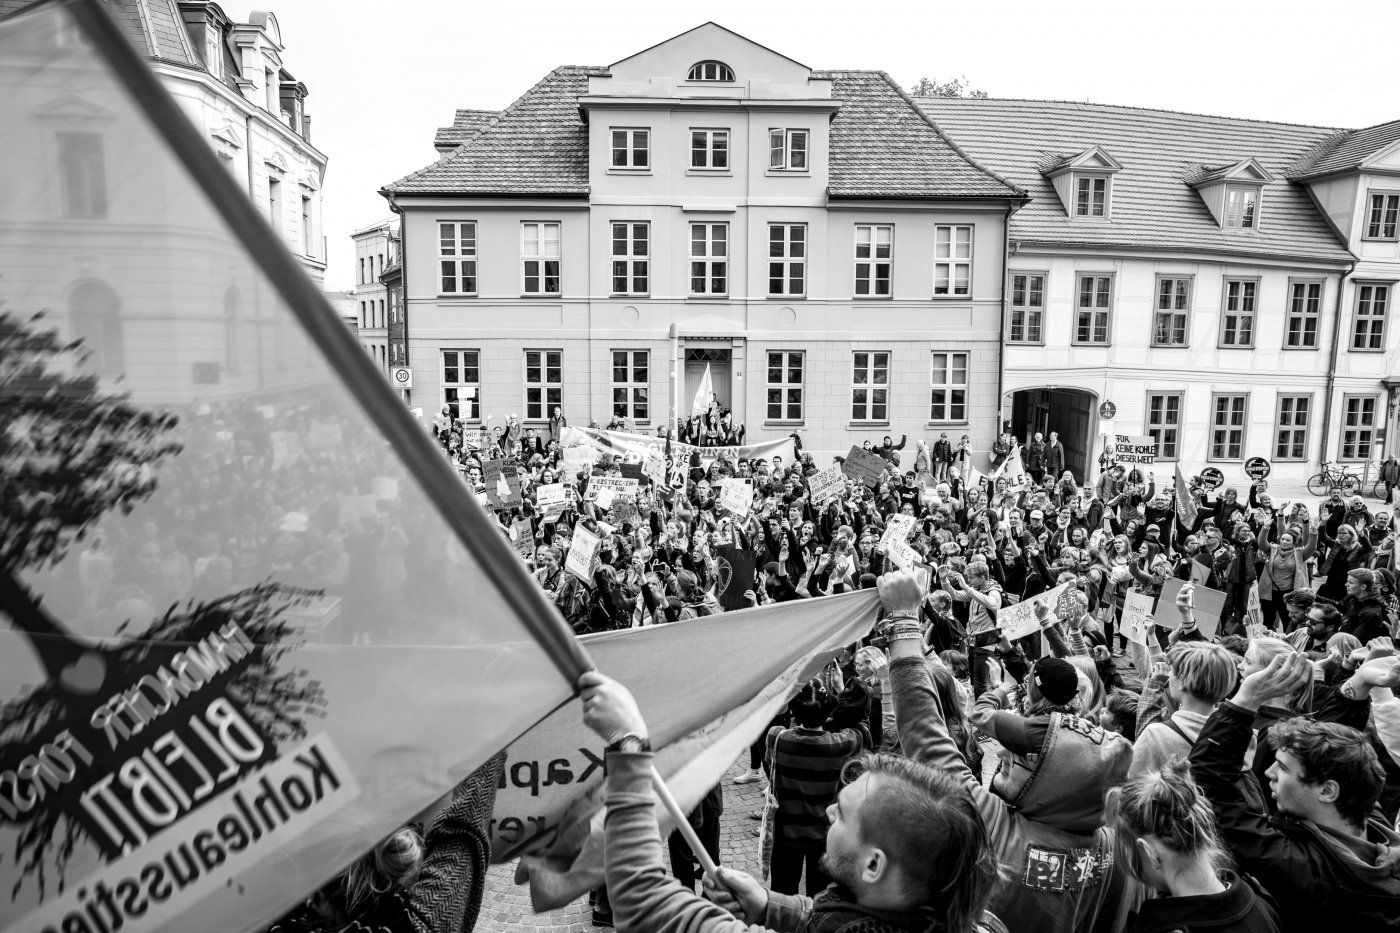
[[278, 407, 1400, 933]]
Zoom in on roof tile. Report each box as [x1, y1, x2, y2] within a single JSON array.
[[1290, 118, 1400, 179]]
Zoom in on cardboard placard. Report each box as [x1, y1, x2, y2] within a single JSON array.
[[880, 514, 916, 549], [642, 452, 667, 487], [808, 465, 846, 506], [1121, 590, 1155, 647], [715, 545, 757, 611], [565, 525, 601, 583], [585, 476, 640, 502], [997, 582, 1069, 640], [536, 483, 568, 521], [1157, 577, 1227, 639], [718, 478, 753, 516], [561, 447, 596, 482], [841, 447, 889, 488], [512, 518, 535, 561], [1113, 434, 1158, 465], [609, 497, 639, 526]]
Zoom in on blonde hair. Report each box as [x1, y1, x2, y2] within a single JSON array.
[[344, 826, 423, 909], [1167, 642, 1238, 704], [1109, 758, 1230, 879], [1246, 637, 1313, 713], [1067, 656, 1106, 720]]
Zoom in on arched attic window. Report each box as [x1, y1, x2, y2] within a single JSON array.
[[687, 60, 734, 82]]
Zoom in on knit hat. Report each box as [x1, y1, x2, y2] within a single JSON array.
[[1030, 658, 1079, 706]]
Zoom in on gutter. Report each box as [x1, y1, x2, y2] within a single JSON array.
[[998, 219, 1013, 432], [1320, 259, 1358, 465]]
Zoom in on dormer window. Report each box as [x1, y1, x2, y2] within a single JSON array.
[[1224, 185, 1258, 228], [1189, 158, 1273, 231], [1075, 176, 1108, 217], [688, 60, 734, 82], [1043, 146, 1122, 220]]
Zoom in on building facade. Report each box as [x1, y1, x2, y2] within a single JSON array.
[[923, 98, 1391, 486], [381, 24, 1023, 459], [351, 218, 396, 374]]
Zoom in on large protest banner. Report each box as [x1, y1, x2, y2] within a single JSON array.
[[562, 426, 795, 476], [0, 5, 589, 930], [495, 590, 880, 906]]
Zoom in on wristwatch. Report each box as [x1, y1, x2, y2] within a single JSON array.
[[607, 732, 652, 754]]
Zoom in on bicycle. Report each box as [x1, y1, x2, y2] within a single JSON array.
[[1306, 461, 1360, 497]]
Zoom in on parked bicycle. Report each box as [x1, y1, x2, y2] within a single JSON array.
[[1306, 461, 1360, 497]]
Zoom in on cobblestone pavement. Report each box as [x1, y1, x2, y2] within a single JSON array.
[[475, 754, 767, 932]]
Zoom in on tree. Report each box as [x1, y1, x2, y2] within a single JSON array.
[[908, 76, 989, 99]]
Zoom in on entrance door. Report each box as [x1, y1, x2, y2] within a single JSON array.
[[684, 348, 731, 414]]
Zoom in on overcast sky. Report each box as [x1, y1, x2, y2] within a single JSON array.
[[261, 0, 1398, 290]]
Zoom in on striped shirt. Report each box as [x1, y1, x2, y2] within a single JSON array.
[[768, 725, 864, 849]]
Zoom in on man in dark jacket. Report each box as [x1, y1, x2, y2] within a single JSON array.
[[1025, 431, 1047, 484], [933, 432, 954, 481], [1045, 431, 1066, 480], [876, 433, 906, 464], [1189, 650, 1400, 933]]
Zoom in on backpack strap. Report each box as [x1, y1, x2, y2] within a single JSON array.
[[1161, 717, 1191, 746]]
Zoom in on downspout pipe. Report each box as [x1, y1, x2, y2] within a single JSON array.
[[670, 322, 680, 436], [998, 217, 1013, 434], [1320, 260, 1357, 466]]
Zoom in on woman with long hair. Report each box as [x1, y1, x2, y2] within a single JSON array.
[[1107, 759, 1279, 932], [1255, 514, 1316, 631], [1317, 521, 1371, 602]]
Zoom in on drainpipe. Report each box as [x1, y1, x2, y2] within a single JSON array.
[[670, 322, 680, 436], [1320, 261, 1357, 467], [998, 217, 1013, 434]]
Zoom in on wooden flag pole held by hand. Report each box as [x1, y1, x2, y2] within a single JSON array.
[[651, 766, 720, 876]]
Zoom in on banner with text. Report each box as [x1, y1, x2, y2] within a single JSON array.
[[561, 427, 796, 478]]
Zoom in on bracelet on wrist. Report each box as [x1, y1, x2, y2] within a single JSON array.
[[886, 612, 919, 624], [889, 632, 924, 643]]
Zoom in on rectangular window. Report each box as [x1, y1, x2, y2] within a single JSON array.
[[690, 129, 729, 169], [442, 349, 480, 421], [854, 224, 893, 297], [851, 351, 889, 422], [1353, 283, 1389, 351], [1285, 279, 1322, 348], [610, 222, 649, 296], [768, 224, 806, 296], [609, 128, 649, 169], [1366, 193, 1400, 240], [1224, 186, 1258, 228], [267, 177, 281, 228], [766, 351, 804, 422], [689, 223, 728, 295], [301, 196, 312, 254], [1153, 276, 1191, 346], [1009, 273, 1045, 343], [521, 222, 561, 295], [524, 350, 563, 421], [1341, 395, 1378, 460], [1220, 278, 1257, 347], [929, 352, 968, 423], [933, 225, 973, 296], [1074, 274, 1112, 344], [359, 258, 365, 284], [611, 350, 649, 422], [439, 222, 477, 294], [1274, 394, 1310, 460], [1146, 392, 1182, 461], [768, 128, 809, 171], [1075, 176, 1106, 217], [1210, 394, 1248, 460]]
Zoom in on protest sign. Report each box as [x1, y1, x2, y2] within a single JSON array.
[[1245, 581, 1265, 631], [886, 538, 918, 571], [536, 483, 568, 521], [562, 427, 795, 478], [561, 447, 595, 482], [1121, 590, 1156, 647], [0, 9, 590, 930], [608, 497, 639, 526], [997, 583, 1069, 640], [642, 452, 667, 487], [1158, 578, 1227, 638], [808, 465, 846, 506], [585, 476, 640, 502], [880, 514, 916, 549], [565, 526, 602, 583], [594, 487, 617, 511], [719, 478, 753, 516], [994, 448, 1029, 490], [715, 545, 757, 611], [841, 447, 889, 488], [512, 518, 536, 560], [1113, 434, 1158, 465]]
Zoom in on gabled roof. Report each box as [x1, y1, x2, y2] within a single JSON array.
[[433, 108, 501, 153], [1290, 118, 1400, 179], [1042, 146, 1122, 178], [384, 66, 1024, 201], [919, 98, 1352, 263], [1186, 157, 1275, 188]]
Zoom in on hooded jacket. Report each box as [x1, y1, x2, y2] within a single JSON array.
[[1124, 871, 1279, 933], [1189, 700, 1400, 932], [1342, 594, 1390, 645]]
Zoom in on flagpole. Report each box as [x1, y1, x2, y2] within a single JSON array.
[[651, 767, 720, 876]]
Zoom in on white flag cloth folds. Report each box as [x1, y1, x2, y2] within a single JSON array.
[[690, 363, 715, 419], [497, 590, 881, 909]]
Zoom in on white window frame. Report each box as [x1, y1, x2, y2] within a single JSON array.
[[765, 351, 804, 424], [1074, 174, 1108, 217], [768, 128, 809, 171], [1209, 393, 1249, 461], [521, 222, 561, 296], [933, 225, 973, 297], [851, 351, 890, 423], [1341, 395, 1379, 461], [854, 224, 893, 298], [524, 349, 563, 422], [1352, 282, 1390, 352], [609, 127, 649, 170], [688, 61, 734, 82], [442, 349, 480, 421], [1152, 276, 1191, 346], [1009, 272, 1045, 344], [610, 222, 649, 296], [1073, 273, 1113, 345], [1220, 277, 1258, 348], [1145, 391, 1182, 461], [768, 223, 806, 297], [439, 221, 478, 295], [1274, 394, 1311, 461], [929, 352, 968, 424], [1284, 278, 1322, 349], [610, 350, 649, 423], [690, 129, 729, 170], [689, 222, 728, 296], [1224, 185, 1259, 229], [1365, 192, 1400, 240]]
